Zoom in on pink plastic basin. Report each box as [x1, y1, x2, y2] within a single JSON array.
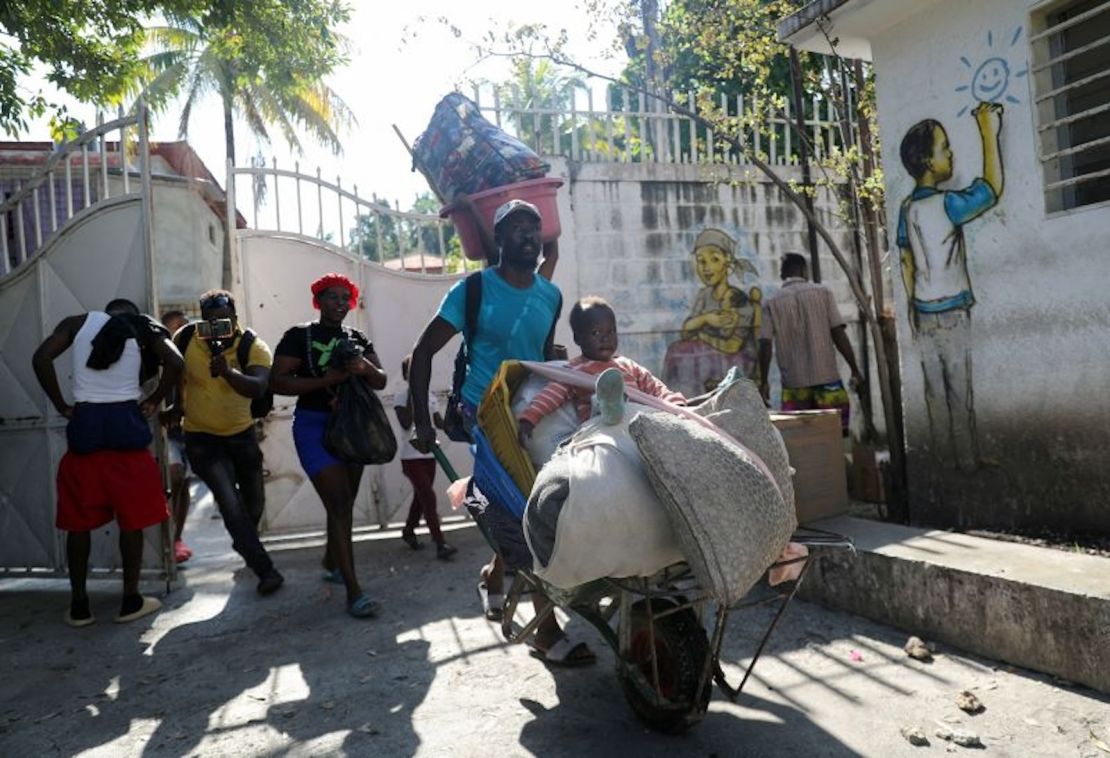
[[440, 177, 564, 261]]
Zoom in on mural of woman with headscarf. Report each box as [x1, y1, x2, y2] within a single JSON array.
[[661, 228, 762, 396]]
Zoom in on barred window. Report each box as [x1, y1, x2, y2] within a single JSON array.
[[1031, 0, 1110, 212]]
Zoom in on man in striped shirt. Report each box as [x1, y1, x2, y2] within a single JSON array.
[[758, 254, 863, 434], [517, 296, 685, 444]]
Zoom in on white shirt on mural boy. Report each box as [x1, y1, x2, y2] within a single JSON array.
[[896, 177, 997, 313]]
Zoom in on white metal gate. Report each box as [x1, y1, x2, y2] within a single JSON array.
[[228, 163, 478, 535], [0, 109, 170, 573]]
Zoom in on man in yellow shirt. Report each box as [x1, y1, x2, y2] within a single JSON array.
[[175, 289, 283, 595]]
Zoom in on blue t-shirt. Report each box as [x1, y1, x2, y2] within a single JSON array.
[[437, 268, 562, 405]]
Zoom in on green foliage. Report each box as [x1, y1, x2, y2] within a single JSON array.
[[0, 0, 203, 135], [349, 192, 461, 271], [489, 57, 586, 155], [130, 0, 353, 162], [613, 0, 830, 162], [621, 0, 811, 99]]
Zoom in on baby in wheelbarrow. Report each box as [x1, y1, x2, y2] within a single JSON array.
[[516, 296, 686, 448], [510, 296, 803, 614], [468, 296, 688, 665]]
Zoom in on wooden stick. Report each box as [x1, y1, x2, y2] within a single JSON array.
[[392, 123, 446, 204]]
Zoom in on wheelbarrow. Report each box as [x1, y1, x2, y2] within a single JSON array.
[[431, 362, 853, 733]]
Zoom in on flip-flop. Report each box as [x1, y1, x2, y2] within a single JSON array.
[[529, 634, 597, 668], [64, 610, 95, 628], [114, 596, 162, 624], [347, 594, 380, 619], [322, 569, 344, 584], [476, 581, 504, 622]]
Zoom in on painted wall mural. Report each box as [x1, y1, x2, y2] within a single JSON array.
[[954, 27, 1028, 117], [661, 228, 762, 396], [896, 101, 1004, 472]]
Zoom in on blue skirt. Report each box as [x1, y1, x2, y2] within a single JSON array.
[[292, 408, 348, 479]]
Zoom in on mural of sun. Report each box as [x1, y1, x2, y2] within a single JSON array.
[[954, 27, 1028, 116]]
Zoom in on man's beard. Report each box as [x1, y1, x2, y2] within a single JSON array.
[[502, 245, 539, 269]]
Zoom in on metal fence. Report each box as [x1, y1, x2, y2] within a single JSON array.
[[0, 107, 148, 279], [468, 80, 847, 166], [229, 160, 479, 275]]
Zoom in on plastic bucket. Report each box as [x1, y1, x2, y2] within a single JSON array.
[[440, 177, 564, 261]]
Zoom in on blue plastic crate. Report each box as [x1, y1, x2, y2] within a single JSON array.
[[470, 427, 528, 520]]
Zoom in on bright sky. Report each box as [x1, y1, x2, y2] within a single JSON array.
[[20, 1, 625, 209]]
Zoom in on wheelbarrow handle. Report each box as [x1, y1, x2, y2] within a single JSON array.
[[432, 443, 461, 483]]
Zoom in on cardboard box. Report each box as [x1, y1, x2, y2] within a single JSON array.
[[851, 443, 889, 503], [770, 411, 848, 524]]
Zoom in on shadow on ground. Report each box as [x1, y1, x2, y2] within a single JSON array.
[[1, 505, 1106, 756]]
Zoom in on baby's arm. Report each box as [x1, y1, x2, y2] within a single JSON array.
[[628, 360, 686, 405], [518, 380, 574, 434]]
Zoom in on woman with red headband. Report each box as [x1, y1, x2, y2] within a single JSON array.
[[271, 273, 388, 618]]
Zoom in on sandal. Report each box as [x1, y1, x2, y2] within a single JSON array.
[[322, 569, 344, 584], [476, 581, 504, 622], [529, 634, 597, 668], [347, 594, 380, 619]]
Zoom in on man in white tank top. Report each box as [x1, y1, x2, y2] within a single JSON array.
[[32, 298, 183, 627]]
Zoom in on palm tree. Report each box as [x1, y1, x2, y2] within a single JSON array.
[[132, 11, 354, 166], [495, 57, 586, 155]]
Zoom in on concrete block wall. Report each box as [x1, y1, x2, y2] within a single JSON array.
[[546, 158, 880, 430]]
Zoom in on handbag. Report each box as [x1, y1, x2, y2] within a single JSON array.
[[305, 324, 397, 464], [324, 376, 397, 465]]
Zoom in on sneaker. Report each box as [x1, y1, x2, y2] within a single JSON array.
[[436, 542, 458, 561], [114, 595, 161, 623], [257, 569, 284, 596], [401, 528, 423, 551], [174, 540, 193, 564], [64, 597, 95, 628]]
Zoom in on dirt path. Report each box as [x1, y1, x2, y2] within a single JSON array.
[[1, 493, 1107, 756]]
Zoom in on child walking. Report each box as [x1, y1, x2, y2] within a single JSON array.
[[394, 355, 457, 560], [518, 296, 685, 442]]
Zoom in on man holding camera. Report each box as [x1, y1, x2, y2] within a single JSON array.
[[175, 289, 283, 595]]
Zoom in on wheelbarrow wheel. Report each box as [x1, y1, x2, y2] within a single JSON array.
[[617, 599, 711, 734]]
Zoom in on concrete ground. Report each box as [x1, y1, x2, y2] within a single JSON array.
[[1, 490, 1107, 757]]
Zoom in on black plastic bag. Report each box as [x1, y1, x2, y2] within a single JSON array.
[[324, 377, 397, 465]]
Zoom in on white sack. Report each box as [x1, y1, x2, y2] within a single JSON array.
[[524, 403, 684, 589], [510, 366, 579, 468]]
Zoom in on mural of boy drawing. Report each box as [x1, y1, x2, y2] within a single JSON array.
[[897, 102, 1003, 472]]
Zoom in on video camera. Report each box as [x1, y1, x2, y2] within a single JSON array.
[[197, 318, 235, 376], [196, 318, 234, 341], [328, 337, 364, 369]]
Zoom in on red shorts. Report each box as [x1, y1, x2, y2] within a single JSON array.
[[56, 450, 169, 532]]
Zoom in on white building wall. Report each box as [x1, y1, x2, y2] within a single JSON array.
[[868, 0, 1110, 530], [150, 179, 225, 309]]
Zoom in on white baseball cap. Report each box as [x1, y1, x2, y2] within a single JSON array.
[[492, 199, 542, 231]]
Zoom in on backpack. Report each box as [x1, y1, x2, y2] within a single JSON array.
[[441, 272, 484, 442], [177, 324, 274, 419], [441, 271, 562, 442]]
